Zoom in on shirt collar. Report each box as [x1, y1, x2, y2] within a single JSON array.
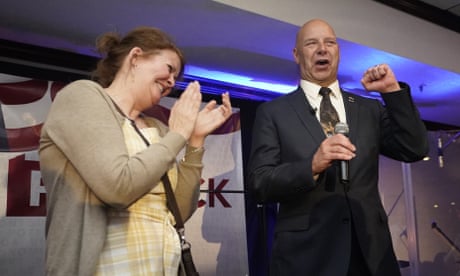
[[300, 79, 341, 98]]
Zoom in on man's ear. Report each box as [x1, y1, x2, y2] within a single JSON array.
[[293, 47, 299, 64]]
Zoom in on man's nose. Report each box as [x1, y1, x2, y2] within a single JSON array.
[[317, 42, 327, 52]]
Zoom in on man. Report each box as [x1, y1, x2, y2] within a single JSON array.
[[248, 19, 428, 276]]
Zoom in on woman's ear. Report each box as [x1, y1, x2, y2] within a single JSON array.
[[128, 47, 143, 67]]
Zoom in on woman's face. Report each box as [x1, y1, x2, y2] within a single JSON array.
[[133, 49, 181, 109]]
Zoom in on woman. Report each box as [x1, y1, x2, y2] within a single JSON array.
[[39, 26, 232, 275]]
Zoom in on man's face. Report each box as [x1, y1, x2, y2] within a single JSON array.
[[293, 20, 340, 87]]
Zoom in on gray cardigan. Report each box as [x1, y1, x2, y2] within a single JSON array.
[[39, 80, 203, 276]]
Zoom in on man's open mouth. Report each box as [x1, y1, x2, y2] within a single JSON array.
[[316, 59, 330, 66]]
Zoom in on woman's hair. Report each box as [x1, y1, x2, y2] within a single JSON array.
[[92, 26, 185, 87]]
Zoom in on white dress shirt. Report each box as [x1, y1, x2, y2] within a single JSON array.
[[299, 79, 347, 124]]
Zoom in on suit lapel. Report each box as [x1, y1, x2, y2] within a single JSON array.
[[286, 88, 360, 144], [287, 88, 325, 144], [342, 91, 359, 143]]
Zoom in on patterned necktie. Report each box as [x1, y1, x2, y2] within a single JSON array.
[[319, 87, 340, 136]]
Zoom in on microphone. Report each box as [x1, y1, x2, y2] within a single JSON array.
[[334, 122, 349, 183]]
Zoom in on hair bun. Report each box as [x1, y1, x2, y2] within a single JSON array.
[[95, 32, 121, 56]]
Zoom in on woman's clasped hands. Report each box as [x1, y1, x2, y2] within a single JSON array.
[[168, 81, 232, 147]]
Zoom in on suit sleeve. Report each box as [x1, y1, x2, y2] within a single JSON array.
[[248, 102, 317, 204], [379, 82, 429, 162]]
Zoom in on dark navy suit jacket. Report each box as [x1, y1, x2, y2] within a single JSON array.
[[248, 83, 428, 276]]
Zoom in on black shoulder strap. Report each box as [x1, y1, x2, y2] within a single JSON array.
[[161, 173, 184, 229]]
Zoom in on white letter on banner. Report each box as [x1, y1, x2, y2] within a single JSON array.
[[30, 170, 46, 206]]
